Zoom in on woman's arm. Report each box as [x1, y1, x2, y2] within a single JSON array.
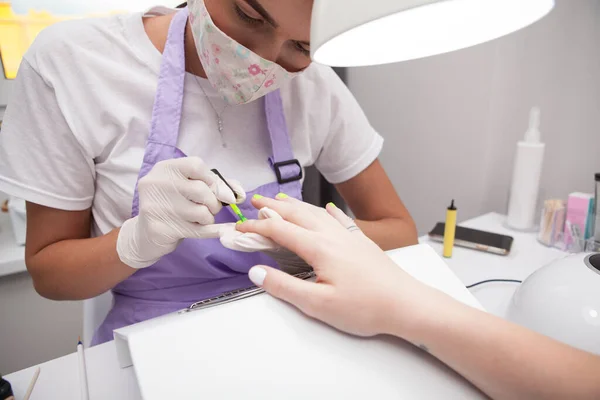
[[239, 196, 600, 400], [24, 157, 246, 300], [398, 286, 600, 400], [335, 159, 418, 250], [25, 203, 134, 300]]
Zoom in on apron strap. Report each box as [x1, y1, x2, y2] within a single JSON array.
[[146, 7, 188, 154], [132, 8, 189, 217], [265, 90, 303, 198]]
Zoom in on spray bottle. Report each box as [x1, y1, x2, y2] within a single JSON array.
[[507, 107, 546, 230]]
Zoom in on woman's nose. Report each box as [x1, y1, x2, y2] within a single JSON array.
[[248, 37, 286, 64]]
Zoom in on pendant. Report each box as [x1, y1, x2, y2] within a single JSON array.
[[217, 117, 226, 148]]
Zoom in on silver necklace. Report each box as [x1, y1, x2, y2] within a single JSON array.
[[198, 82, 229, 133], [185, 30, 229, 147], [197, 78, 229, 147]]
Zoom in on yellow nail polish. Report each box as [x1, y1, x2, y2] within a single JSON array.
[[327, 202, 337, 209], [276, 193, 288, 199], [236, 220, 243, 225], [253, 194, 263, 200], [229, 204, 247, 223]]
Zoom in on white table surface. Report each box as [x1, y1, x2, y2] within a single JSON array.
[[419, 212, 566, 317], [0, 211, 26, 277], [5, 342, 142, 400], [5, 212, 568, 399]]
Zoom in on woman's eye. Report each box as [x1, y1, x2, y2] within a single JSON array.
[[234, 4, 263, 25], [295, 42, 310, 56]]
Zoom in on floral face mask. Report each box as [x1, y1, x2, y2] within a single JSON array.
[[188, 0, 300, 105]]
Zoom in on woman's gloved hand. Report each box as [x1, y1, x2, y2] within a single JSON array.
[[117, 157, 245, 269], [220, 206, 312, 275]]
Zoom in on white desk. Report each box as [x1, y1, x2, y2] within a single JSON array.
[[5, 212, 567, 399], [5, 342, 142, 400], [0, 212, 26, 277], [419, 212, 566, 317]]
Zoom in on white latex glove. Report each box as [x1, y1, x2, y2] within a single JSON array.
[[117, 157, 245, 269], [220, 207, 312, 275]]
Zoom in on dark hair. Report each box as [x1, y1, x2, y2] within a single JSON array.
[[177, 2, 187, 8]]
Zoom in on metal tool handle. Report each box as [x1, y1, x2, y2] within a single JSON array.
[[180, 271, 315, 313]]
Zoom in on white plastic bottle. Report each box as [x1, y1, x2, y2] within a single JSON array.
[[506, 107, 546, 230]]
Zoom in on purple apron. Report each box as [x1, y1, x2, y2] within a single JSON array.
[[92, 8, 303, 345]]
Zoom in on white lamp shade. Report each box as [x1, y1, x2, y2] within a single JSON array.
[[311, 0, 555, 67], [506, 253, 600, 355]]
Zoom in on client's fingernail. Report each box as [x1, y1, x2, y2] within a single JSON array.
[[327, 202, 337, 209], [260, 206, 283, 220], [249, 267, 267, 286], [253, 194, 263, 200], [276, 192, 288, 199], [236, 220, 243, 225]]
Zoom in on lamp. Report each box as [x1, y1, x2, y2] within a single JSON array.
[[310, 0, 555, 67], [506, 253, 600, 355]]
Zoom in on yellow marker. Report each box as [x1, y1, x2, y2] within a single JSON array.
[[443, 199, 457, 258], [229, 203, 247, 223]]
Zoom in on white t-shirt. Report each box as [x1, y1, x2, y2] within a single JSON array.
[[0, 8, 383, 237]]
